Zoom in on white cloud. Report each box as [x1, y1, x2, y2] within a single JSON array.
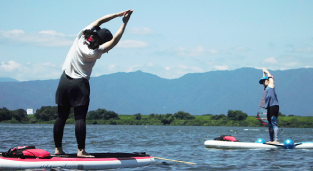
[[176, 46, 205, 56], [108, 64, 116, 70], [39, 30, 65, 36], [0, 61, 61, 81], [159, 65, 205, 78], [129, 27, 154, 35], [165, 65, 205, 78], [103, 63, 206, 79], [42, 62, 56, 67], [284, 62, 297, 67], [0, 29, 74, 47], [214, 65, 229, 70], [294, 47, 313, 53], [2, 29, 24, 35], [177, 65, 204, 72], [263, 57, 277, 64], [0, 61, 22, 71], [234, 47, 249, 51], [117, 40, 148, 48], [178, 65, 188, 69], [126, 65, 141, 72], [209, 49, 218, 54]]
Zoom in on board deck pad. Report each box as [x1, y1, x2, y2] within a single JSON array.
[[263, 142, 302, 147], [52, 152, 149, 158]]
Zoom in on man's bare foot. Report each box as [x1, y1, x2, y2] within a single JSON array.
[[77, 148, 94, 158], [267, 141, 279, 144], [55, 147, 66, 155], [266, 141, 273, 144]]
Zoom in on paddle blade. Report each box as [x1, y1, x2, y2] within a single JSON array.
[[256, 111, 268, 126], [256, 90, 268, 126]]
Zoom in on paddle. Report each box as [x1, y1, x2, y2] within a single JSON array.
[[154, 157, 196, 165]]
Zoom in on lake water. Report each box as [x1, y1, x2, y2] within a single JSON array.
[[0, 124, 313, 170]]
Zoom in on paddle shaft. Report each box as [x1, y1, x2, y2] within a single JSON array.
[[154, 157, 196, 165]]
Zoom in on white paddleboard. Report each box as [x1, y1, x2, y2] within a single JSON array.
[[0, 152, 155, 170], [204, 140, 313, 149]]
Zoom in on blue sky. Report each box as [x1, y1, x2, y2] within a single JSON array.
[[0, 0, 312, 81]]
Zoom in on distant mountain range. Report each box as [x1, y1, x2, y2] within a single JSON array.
[[0, 77, 19, 82], [0, 67, 312, 116]]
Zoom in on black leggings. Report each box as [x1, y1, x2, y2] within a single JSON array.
[[267, 105, 279, 125], [267, 105, 279, 141], [53, 105, 89, 149]]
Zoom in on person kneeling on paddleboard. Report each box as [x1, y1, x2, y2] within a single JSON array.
[[259, 68, 280, 144], [54, 9, 133, 157]]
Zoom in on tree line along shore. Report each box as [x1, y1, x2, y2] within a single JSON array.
[[0, 106, 312, 128]]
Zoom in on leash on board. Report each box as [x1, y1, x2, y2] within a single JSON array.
[[154, 157, 196, 165]]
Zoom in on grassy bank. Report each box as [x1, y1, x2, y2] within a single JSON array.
[[2, 115, 313, 128]]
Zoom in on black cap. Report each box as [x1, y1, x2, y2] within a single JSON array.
[[96, 28, 113, 45]]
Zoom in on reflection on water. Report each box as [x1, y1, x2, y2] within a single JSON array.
[[0, 124, 313, 170]]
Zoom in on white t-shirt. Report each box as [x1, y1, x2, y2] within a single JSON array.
[[62, 25, 106, 80]]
